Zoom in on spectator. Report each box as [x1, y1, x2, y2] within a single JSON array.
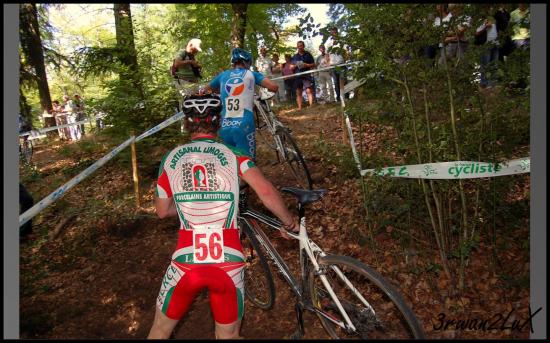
[[271, 53, 284, 103], [475, 12, 499, 88], [325, 27, 347, 102], [255, 46, 273, 78], [290, 41, 316, 110], [171, 38, 203, 132], [63, 94, 81, 141], [493, 5, 513, 62], [438, 4, 472, 66], [315, 44, 334, 103], [52, 100, 69, 140], [281, 54, 295, 103], [510, 3, 530, 50], [74, 94, 86, 136]]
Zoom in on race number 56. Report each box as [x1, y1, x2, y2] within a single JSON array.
[[193, 228, 224, 263]]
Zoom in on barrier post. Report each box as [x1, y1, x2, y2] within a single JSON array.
[[130, 131, 141, 208]]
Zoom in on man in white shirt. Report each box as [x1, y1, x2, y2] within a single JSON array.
[[325, 27, 346, 102], [255, 47, 273, 77], [315, 45, 334, 103], [475, 14, 499, 88]]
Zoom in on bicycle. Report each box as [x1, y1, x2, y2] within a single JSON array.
[[253, 88, 313, 190], [238, 186, 426, 339]]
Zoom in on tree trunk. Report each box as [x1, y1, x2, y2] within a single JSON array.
[[114, 3, 144, 99], [231, 4, 248, 48], [19, 3, 54, 129]]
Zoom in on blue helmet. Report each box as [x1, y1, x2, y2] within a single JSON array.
[[230, 48, 253, 67]]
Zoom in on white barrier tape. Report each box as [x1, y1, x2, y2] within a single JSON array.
[[360, 158, 531, 179], [270, 61, 363, 81], [19, 118, 91, 137], [343, 112, 530, 180], [135, 110, 185, 142], [19, 136, 136, 229]]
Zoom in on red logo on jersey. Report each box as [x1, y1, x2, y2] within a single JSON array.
[[192, 165, 208, 190]]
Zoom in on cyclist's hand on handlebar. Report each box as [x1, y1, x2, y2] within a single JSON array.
[[280, 220, 299, 240]]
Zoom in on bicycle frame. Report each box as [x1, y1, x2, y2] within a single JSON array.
[[253, 96, 295, 164], [239, 205, 370, 333]]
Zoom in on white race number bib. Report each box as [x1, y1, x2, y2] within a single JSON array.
[[193, 228, 225, 263]]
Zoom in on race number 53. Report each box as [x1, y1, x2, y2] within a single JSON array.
[[193, 228, 224, 263]]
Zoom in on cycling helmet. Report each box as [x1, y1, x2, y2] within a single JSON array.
[[182, 93, 222, 123], [230, 48, 253, 68]]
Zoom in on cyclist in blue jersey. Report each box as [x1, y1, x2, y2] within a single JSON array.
[[202, 48, 279, 160]]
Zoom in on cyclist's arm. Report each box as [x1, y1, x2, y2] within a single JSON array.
[[241, 167, 298, 233], [260, 78, 279, 93], [155, 197, 178, 219]]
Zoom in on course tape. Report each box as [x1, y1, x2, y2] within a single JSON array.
[[19, 118, 92, 137], [343, 106, 530, 180], [19, 136, 136, 229], [360, 158, 531, 179], [135, 110, 184, 142], [270, 61, 363, 81]]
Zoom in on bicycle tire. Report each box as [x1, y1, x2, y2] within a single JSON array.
[[239, 218, 276, 310], [309, 254, 426, 339], [275, 127, 313, 190], [254, 104, 277, 151]]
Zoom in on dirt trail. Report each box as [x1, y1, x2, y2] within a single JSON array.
[[19, 103, 530, 340]]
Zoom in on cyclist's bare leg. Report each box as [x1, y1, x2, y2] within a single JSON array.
[[147, 306, 179, 339], [215, 320, 243, 339]]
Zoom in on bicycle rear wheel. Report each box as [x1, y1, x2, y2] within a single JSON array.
[[309, 254, 425, 339], [275, 127, 313, 190], [239, 218, 276, 310], [254, 104, 277, 151]]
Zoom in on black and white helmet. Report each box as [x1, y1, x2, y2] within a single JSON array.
[[182, 93, 222, 123]]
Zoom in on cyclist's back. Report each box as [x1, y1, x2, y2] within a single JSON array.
[[206, 48, 278, 160]]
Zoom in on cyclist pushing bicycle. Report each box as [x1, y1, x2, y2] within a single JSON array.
[[148, 93, 298, 339], [201, 48, 279, 160]]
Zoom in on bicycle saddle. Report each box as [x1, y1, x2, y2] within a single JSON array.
[[281, 187, 327, 205]]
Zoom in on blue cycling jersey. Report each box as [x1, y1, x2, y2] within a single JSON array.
[[209, 67, 265, 124]]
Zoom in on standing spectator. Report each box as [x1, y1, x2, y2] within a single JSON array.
[[52, 100, 69, 140], [271, 53, 284, 103], [325, 26, 347, 103], [493, 5, 513, 62], [475, 13, 499, 88], [290, 41, 315, 110], [281, 54, 295, 103], [510, 3, 530, 50], [74, 94, 86, 136], [171, 38, 203, 131], [438, 4, 472, 66], [63, 94, 81, 141], [255, 46, 273, 78], [315, 44, 334, 103]]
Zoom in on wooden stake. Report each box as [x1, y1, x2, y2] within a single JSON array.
[[130, 132, 141, 208]]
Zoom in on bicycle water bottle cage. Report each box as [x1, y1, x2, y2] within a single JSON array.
[[281, 187, 327, 206]]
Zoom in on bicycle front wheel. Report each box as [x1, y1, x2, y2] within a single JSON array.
[[309, 254, 426, 339], [239, 218, 276, 310], [275, 127, 313, 190]]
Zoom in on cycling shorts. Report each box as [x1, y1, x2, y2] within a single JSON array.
[[156, 229, 245, 324], [219, 118, 256, 160]]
